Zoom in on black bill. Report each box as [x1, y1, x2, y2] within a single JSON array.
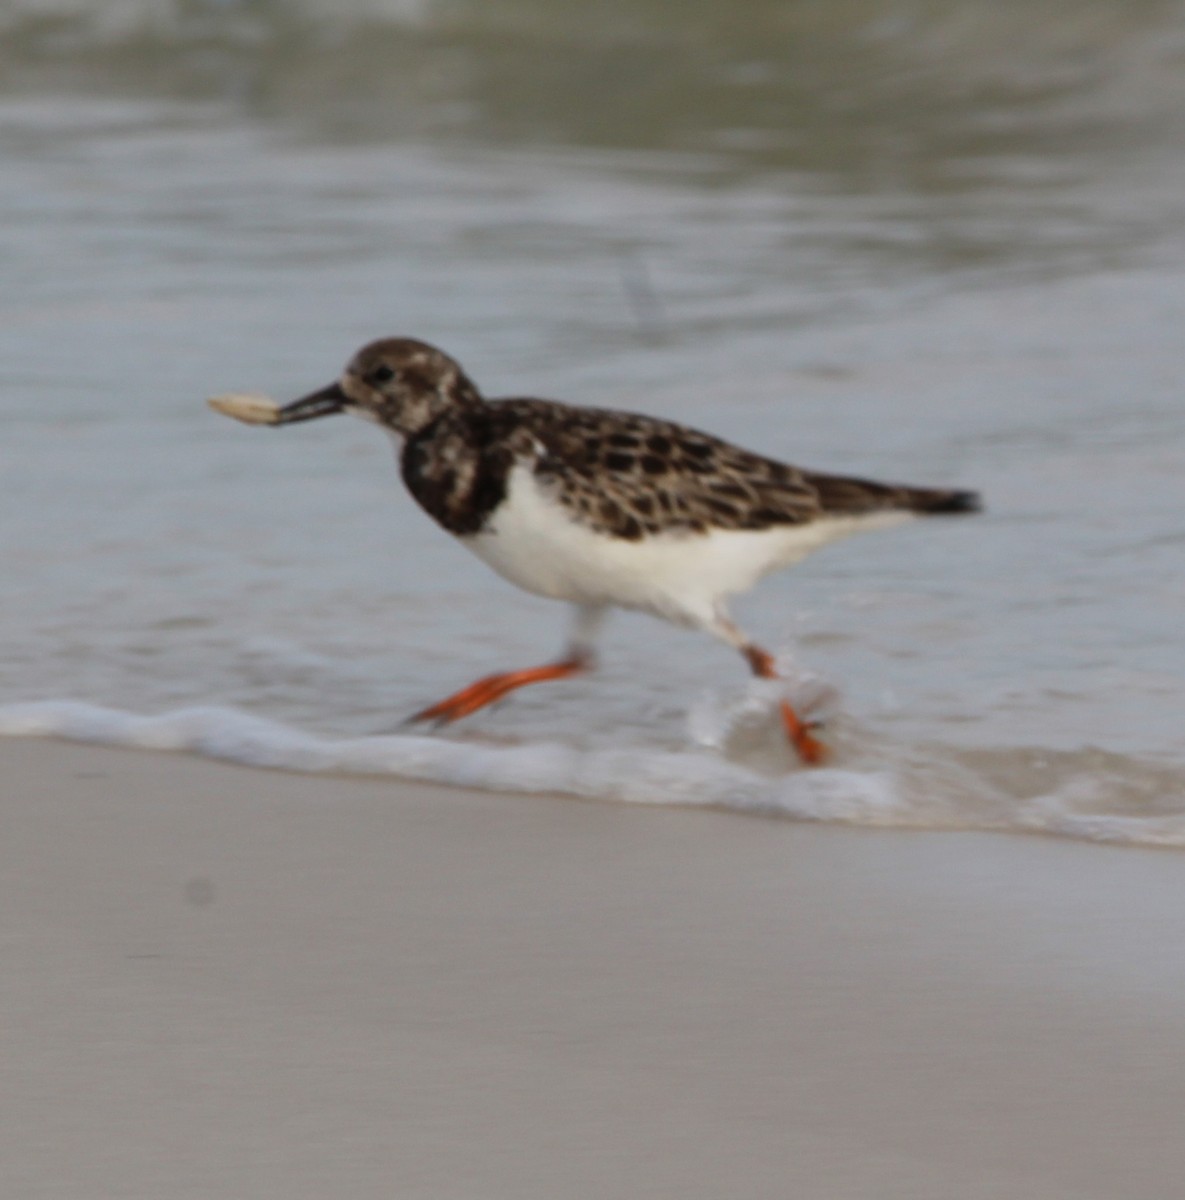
[[273, 381, 348, 425]]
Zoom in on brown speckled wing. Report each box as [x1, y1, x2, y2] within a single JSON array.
[[492, 398, 823, 541]]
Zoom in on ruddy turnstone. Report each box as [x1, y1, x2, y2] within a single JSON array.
[[210, 337, 980, 764]]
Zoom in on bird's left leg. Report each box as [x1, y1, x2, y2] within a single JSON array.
[[705, 607, 828, 766], [408, 605, 606, 725]]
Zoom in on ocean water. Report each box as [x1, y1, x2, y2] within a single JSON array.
[[4, 0, 1185, 843]]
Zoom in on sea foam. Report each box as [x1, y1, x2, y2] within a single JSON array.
[[4, 700, 1185, 849]]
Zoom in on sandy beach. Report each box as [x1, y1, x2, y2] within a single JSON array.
[[4, 737, 1184, 1198]]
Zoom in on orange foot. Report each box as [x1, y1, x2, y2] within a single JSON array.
[[408, 658, 588, 725], [779, 700, 829, 767], [744, 645, 829, 766]]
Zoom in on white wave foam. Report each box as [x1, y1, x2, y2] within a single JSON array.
[[4, 700, 1185, 848], [0, 699, 896, 819]]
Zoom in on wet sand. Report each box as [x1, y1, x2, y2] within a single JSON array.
[[5, 736, 1185, 1199]]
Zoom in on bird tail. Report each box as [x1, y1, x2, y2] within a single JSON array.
[[804, 471, 983, 518], [903, 486, 982, 516]]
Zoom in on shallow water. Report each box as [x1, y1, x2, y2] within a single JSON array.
[[4, 0, 1185, 843]]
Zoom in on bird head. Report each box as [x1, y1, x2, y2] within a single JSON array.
[[273, 337, 483, 436]]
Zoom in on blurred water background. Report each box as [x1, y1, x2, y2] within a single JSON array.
[[4, 0, 1185, 840]]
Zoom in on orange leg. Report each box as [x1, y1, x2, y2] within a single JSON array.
[[409, 656, 590, 725], [744, 646, 828, 766]]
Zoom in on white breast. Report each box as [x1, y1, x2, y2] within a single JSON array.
[[460, 465, 910, 629]]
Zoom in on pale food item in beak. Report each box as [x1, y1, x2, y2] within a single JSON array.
[[207, 392, 282, 426]]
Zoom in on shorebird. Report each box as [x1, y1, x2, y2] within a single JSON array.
[[210, 337, 980, 764]]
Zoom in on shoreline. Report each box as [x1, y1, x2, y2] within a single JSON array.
[[5, 736, 1185, 1198]]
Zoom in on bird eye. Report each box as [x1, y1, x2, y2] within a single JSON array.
[[371, 364, 395, 384]]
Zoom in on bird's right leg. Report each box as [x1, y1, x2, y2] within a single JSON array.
[[408, 605, 605, 725], [705, 608, 828, 766]]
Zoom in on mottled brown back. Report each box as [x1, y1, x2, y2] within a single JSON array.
[[399, 392, 979, 540], [497, 399, 979, 540]]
